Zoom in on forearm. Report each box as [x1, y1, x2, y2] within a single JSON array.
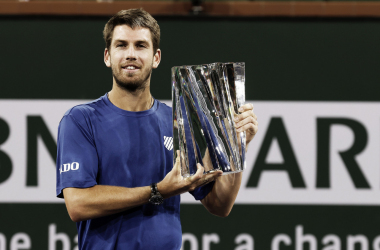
[[63, 151, 224, 222], [201, 171, 242, 217], [63, 185, 151, 222]]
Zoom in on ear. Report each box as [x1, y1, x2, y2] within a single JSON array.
[[152, 49, 161, 69], [104, 48, 111, 68]]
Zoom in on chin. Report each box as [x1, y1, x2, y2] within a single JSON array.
[[116, 80, 146, 92]]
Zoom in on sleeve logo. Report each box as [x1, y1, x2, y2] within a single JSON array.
[[59, 162, 80, 174], [163, 136, 173, 151]]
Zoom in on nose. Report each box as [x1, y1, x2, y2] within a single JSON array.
[[126, 45, 136, 60]]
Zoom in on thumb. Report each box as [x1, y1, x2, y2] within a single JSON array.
[[188, 163, 204, 183], [173, 150, 181, 175]]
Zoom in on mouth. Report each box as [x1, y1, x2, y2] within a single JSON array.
[[122, 65, 140, 72]]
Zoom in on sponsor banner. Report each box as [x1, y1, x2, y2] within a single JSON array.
[[180, 204, 380, 250], [0, 100, 83, 203], [0, 204, 379, 250], [0, 100, 378, 205]]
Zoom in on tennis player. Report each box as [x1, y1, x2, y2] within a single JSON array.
[[56, 8, 258, 250]]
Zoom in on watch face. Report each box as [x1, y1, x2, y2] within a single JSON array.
[[150, 195, 164, 205]]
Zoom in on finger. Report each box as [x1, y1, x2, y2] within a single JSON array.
[[236, 122, 258, 135], [207, 171, 223, 181], [206, 170, 223, 177], [234, 110, 256, 121], [188, 163, 204, 183], [238, 103, 254, 113], [234, 110, 256, 123], [199, 170, 223, 185], [235, 116, 258, 129], [173, 150, 181, 174]]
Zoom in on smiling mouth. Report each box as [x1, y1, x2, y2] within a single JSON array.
[[122, 65, 140, 70]]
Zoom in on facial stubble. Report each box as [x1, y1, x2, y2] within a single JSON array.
[[111, 61, 153, 93]]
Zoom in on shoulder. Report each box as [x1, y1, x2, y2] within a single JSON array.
[[60, 95, 105, 126], [64, 105, 93, 121], [156, 100, 173, 116]]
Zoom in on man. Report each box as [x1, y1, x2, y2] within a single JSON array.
[[56, 8, 258, 250]]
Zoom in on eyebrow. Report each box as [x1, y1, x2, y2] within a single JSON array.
[[113, 39, 150, 45]]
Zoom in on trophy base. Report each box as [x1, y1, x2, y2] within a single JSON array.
[[182, 169, 244, 178], [221, 169, 244, 175], [204, 169, 244, 175]]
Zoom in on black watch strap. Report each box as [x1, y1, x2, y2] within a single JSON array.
[[150, 183, 158, 195], [149, 183, 164, 205]]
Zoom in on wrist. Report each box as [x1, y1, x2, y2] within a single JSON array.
[[156, 182, 166, 199], [149, 183, 164, 205]]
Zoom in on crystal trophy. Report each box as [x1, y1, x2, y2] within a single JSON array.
[[172, 62, 246, 177]]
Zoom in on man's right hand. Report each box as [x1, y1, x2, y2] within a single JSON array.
[[157, 150, 223, 199]]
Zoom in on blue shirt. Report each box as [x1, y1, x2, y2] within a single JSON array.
[[56, 94, 214, 250]]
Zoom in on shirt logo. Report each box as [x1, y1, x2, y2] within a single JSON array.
[[164, 136, 173, 151], [59, 162, 80, 174]]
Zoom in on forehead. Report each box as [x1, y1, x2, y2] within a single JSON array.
[[112, 25, 152, 44]]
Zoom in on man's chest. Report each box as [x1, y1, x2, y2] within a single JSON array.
[[92, 115, 174, 186]]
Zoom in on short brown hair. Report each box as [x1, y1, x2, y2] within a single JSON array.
[[103, 9, 160, 53]]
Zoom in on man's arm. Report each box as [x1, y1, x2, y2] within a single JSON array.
[[63, 185, 150, 222], [63, 157, 222, 222], [201, 104, 258, 217]]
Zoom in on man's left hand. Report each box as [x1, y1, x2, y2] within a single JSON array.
[[234, 103, 258, 145]]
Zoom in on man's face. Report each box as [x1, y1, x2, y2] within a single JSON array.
[[104, 25, 161, 92]]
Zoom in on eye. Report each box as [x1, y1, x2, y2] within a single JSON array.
[[116, 44, 125, 48]]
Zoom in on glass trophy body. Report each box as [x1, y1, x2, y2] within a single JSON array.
[[172, 62, 246, 178]]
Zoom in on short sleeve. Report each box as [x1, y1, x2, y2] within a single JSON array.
[[56, 109, 99, 198], [189, 181, 215, 200]]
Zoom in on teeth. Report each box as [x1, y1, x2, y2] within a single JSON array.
[[126, 66, 135, 69]]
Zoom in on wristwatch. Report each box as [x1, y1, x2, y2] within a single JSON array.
[[149, 183, 164, 205]]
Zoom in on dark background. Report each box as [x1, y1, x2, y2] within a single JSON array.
[[1, 16, 380, 101]]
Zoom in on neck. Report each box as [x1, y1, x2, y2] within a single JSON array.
[[108, 83, 153, 112]]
